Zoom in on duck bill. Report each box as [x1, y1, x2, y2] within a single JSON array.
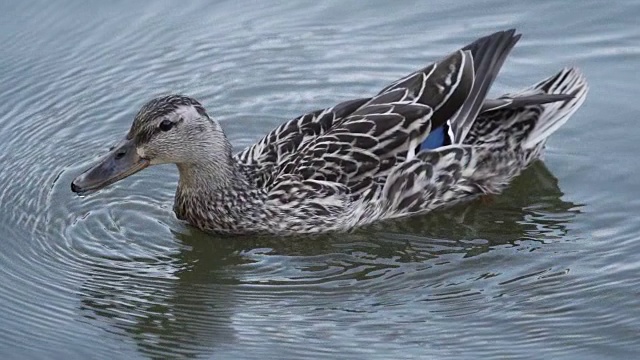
[[71, 138, 149, 194]]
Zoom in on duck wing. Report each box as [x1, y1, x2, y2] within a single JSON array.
[[234, 46, 473, 188], [273, 47, 478, 193], [234, 97, 369, 168], [237, 30, 520, 197]]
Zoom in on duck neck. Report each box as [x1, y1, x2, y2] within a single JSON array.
[[175, 154, 248, 196], [174, 152, 259, 232]]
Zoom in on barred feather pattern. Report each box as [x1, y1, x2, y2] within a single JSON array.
[[170, 31, 588, 235]]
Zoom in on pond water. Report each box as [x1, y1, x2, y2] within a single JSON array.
[[0, 1, 639, 359]]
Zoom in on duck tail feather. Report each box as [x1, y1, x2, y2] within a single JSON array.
[[522, 67, 589, 148]]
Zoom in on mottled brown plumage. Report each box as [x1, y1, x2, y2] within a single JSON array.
[[71, 30, 588, 235]]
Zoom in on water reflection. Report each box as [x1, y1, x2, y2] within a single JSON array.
[[79, 231, 241, 358], [78, 161, 579, 358]]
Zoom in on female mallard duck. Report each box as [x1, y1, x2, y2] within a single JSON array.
[[71, 29, 588, 235]]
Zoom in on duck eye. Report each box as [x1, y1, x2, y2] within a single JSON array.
[[159, 120, 174, 132]]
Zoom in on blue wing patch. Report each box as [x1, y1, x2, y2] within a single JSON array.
[[420, 122, 453, 150], [421, 126, 446, 150]]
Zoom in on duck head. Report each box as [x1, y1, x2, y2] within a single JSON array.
[[71, 95, 232, 194]]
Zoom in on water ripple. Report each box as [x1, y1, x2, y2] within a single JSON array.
[[0, 0, 639, 359]]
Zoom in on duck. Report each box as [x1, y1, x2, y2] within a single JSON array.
[[71, 29, 588, 235]]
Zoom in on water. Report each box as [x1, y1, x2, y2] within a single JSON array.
[[0, 0, 638, 358]]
